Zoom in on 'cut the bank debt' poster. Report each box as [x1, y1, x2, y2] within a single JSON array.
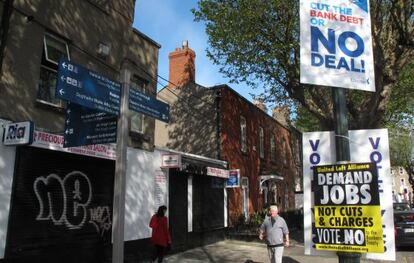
[[303, 129, 395, 261], [300, 0, 375, 91], [313, 162, 383, 253]]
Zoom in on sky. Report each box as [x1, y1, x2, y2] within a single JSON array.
[[132, 0, 260, 102]]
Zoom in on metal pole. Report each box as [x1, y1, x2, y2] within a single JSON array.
[[112, 68, 130, 263], [332, 87, 361, 263]]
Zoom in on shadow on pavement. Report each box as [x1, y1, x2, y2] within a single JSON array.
[[244, 260, 264, 263], [282, 256, 301, 263]]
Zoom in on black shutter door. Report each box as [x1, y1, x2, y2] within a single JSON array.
[[6, 146, 114, 263], [168, 170, 188, 251], [193, 176, 224, 231]]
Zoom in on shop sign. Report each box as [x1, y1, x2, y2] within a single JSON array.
[[32, 130, 116, 160], [206, 167, 229, 178], [2, 121, 34, 146], [161, 154, 181, 169], [226, 169, 240, 188]]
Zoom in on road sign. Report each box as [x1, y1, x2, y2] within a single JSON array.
[[129, 88, 170, 123], [63, 102, 117, 148], [56, 58, 121, 115]]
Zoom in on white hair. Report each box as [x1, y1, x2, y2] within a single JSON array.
[[269, 205, 278, 211]]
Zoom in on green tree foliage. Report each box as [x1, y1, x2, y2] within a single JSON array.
[[193, 0, 414, 130], [389, 128, 414, 187]]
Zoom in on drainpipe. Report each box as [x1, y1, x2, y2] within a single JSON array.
[[215, 89, 222, 161], [0, 0, 14, 75]]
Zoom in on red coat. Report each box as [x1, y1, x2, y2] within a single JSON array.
[[149, 215, 171, 247]]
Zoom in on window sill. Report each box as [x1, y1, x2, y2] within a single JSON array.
[[129, 130, 151, 142], [35, 99, 65, 113]]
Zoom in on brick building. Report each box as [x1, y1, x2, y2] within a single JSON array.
[[391, 166, 414, 205], [156, 43, 301, 225]]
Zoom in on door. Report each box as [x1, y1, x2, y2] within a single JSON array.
[[168, 170, 188, 251]]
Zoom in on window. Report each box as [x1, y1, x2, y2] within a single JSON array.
[[130, 75, 149, 133], [259, 127, 264, 158], [282, 139, 287, 166], [240, 116, 247, 153], [37, 33, 70, 107], [399, 167, 404, 175], [270, 136, 276, 162]]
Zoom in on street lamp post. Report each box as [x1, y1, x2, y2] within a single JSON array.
[[332, 87, 361, 263]]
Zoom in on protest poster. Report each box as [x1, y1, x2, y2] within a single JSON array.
[[300, 0, 375, 91], [303, 129, 395, 261], [312, 162, 383, 253]]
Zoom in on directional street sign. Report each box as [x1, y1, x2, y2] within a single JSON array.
[[63, 102, 117, 148], [129, 88, 170, 123], [56, 58, 121, 115]]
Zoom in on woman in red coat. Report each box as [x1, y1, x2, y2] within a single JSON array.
[[149, 205, 171, 263]]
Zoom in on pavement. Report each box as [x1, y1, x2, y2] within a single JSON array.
[[163, 231, 414, 263]]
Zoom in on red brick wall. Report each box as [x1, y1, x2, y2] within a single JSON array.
[[218, 86, 297, 225]]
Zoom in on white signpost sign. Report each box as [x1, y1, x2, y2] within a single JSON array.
[[303, 129, 395, 261], [300, 0, 375, 91]]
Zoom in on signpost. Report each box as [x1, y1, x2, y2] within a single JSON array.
[[63, 102, 117, 148], [56, 58, 121, 115], [129, 87, 170, 123]]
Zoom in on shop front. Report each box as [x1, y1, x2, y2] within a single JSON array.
[[0, 128, 116, 263], [162, 151, 229, 251]]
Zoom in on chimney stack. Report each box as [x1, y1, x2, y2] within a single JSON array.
[[168, 41, 196, 89], [253, 99, 267, 113], [272, 106, 290, 126]]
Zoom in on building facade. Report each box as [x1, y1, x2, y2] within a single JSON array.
[[391, 166, 414, 205], [0, 1, 164, 262], [156, 43, 301, 226]]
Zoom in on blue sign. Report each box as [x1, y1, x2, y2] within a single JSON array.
[[226, 169, 240, 188], [56, 58, 121, 115], [63, 102, 117, 148], [129, 88, 170, 123]]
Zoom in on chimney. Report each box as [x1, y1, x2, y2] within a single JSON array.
[[168, 40, 196, 89], [253, 99, 267, 113], [272, 106, 290, 126]]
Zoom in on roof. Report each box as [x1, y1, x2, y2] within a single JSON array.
[[132, 28, 161, 48]]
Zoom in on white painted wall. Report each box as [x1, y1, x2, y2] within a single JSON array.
[[124, 148, 169, 241], [0, 119, 16, 258]]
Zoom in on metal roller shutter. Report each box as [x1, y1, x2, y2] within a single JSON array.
[[5, 146, 114, 263]]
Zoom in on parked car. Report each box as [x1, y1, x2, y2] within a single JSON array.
[[393, 202, 411, 211], [394, 210, 414, 247]]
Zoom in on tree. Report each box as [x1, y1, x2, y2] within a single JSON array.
[[389, 128, 414, 190], [193, 0, 414, 130]]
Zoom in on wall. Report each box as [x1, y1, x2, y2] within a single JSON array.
[[0, 119, 15, 258], [0, 0, 159, 149], [124, 148, 167, 241], [155, 83, 218, 159], [218, 86, 297, 224]]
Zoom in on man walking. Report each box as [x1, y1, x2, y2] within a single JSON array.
[[259, 205, 289, 263]]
